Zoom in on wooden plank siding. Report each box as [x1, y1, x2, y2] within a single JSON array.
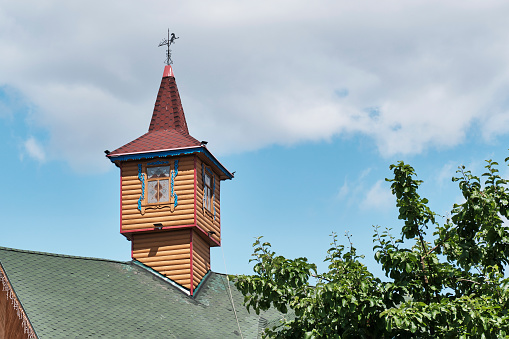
[[132, 230, 211, 292], [120, 155, 196, 232], [120, 154, 223, 293], [132, 230, 192, 289], [195, 157, 221, 245], [192, 231, 211, 288]]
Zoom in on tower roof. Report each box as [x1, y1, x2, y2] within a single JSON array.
[[149, 65, 190, 134], [107, 65, 234, 180], [108, 65, 201, 157]]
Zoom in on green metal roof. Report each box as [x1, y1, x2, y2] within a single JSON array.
[[0, 246, 283, 338]]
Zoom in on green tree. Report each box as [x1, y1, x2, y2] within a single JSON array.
[[234, 157, 509, 338]]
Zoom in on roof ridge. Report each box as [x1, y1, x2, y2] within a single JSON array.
[[0, 246, 129, 264]]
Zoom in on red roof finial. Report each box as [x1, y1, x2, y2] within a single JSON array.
[[163, 65, 174, 78]]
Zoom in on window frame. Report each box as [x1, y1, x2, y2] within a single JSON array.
[[202, 164, 216, 220], [203, 171, 212, 212], [136, 160, 179, 215]]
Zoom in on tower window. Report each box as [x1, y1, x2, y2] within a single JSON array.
[[204, 171, 212, 211], [201, 164, 215, 219], [147, 166, 170, 204]]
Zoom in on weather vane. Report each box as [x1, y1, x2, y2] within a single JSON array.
[[159, 29, 179, 65]]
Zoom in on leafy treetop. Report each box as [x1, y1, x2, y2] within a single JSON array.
[[234, 156, 509, 338]]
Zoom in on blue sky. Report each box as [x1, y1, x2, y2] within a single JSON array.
[[1, 0, 509, 279]]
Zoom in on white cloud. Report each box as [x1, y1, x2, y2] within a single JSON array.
[[336, 168, 394, 212], [336, 180, 350, 200], [1, 0, 509, 171], [436, 162, 457, 187], [362, 180, 393, 211], [482, 112, 509, 140], [25, 82, 150, 172], [335, 171, 370, 206], [24, 136, 45, 162]]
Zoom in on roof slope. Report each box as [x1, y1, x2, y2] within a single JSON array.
[[109, 66, 201, 157], [109, 129, 200, 156], [0, 247, 283, 338]]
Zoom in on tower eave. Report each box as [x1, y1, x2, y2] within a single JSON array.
[[107, 146, 234, 180]]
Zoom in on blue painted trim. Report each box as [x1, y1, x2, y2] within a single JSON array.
[[147, 160, 169, 166], [109, 147, 233, 180], [137, 164, 145, 213], [171, 160, 179, 207]]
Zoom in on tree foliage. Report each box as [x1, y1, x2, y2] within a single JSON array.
[[233, 156, 509, 338]]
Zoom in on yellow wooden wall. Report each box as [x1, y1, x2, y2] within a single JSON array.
[[122, 153, 222, 292], [120, 155, 195, 232], [132, 230, 212, 291], [195, 157, 221, 245], [192, 230, 211, 288], [132, 230, 192, 289]]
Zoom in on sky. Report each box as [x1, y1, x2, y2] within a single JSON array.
[[1, 0, 509, 279]]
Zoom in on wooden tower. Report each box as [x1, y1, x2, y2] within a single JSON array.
[[107, 65, 233, 295]]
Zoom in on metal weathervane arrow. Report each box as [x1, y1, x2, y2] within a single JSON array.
[[159, 29, 179, 65]]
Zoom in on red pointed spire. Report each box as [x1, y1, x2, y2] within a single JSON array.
[[108, 66, 200, 157], [149, 65, 189, 134]]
